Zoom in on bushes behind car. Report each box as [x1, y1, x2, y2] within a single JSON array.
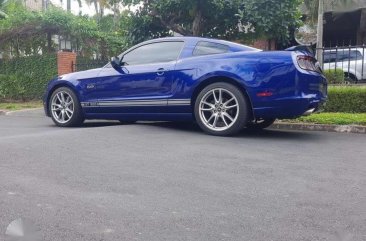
[[324, 86, 366, 113], [0, 54, 57, 100], [324, 69, 344, 84]]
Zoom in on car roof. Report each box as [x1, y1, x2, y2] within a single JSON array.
[[140, 36, 260, 52], [324, 48, 364, 52]]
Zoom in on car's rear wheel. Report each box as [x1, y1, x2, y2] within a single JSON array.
[[194, 82, 249, 136], [344, 73, 358, 83], [246, 118, 276, 130], [49, 87, 84, 127]]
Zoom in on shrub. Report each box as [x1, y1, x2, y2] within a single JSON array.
[[0, 54, 57, 100], [324, 86, 366, 113], [0, 74, 27, 100], [324, 69, 344, 84]]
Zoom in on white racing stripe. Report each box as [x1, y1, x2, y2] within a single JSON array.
[[81, 99, 191, 107]]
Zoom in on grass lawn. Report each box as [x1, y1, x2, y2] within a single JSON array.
[[0, 101, 43, 111], [287, 112, 366, 126]]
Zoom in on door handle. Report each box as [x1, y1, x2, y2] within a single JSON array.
[[157, 68, 165, 76]]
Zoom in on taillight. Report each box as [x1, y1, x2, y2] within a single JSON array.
[[297, 55, 322, 73]]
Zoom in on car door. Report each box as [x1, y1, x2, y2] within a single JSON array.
[[95, 41, 185, 112]]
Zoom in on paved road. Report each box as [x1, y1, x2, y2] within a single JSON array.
[[0, 109, 366, 241]]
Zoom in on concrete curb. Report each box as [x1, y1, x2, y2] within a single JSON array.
[[0, 110, 5, 115], [271, 122, 366, 134]]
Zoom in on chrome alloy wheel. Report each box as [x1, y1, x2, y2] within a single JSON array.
[[199, 88, 239, 131], [51, 91, 74, 124]]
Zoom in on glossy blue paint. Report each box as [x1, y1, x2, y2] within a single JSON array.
[[44, 37, 327, 121]]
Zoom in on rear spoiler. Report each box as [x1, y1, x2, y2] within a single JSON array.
[[285, 45, 315, 56]]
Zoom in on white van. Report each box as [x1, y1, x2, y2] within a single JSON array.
[[323, 48, 365, 82]]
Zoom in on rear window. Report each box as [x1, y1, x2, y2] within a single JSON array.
[[193, 41, 230, 56], [324, 50, 363, 63]]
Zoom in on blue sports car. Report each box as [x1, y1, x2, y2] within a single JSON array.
[[44, 37, 327, 136]]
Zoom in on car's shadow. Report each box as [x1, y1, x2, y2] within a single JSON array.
[[134, 121, 322, 141], [82, 120, 121, 128], [70, 120, 322, 141]]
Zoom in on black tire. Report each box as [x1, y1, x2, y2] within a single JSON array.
[[344, 73, 358, 83], [194, 82, 249, 136], [49, 87, 84, 127], [246, 118, 276, 130]]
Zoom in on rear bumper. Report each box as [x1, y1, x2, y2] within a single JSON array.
[[253, 96, 326, 119], [251, 69, 327, 119]]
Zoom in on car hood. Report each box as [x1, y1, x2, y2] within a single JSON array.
[[59, 68, 103, 81]]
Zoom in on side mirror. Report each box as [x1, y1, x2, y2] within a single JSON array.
[[111, 56, 121, 70]]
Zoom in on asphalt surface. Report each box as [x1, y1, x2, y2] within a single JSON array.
[[0, 109, 365, 241]]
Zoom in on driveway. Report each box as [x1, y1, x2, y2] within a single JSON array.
[[0, 109, 365, 241]]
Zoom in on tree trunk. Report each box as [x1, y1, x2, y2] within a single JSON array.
[[100, 6, 104, 18], [113, 3, 119, 29], [67, 0, 71, 12], [15, 37, 20, 57], [192, 8, 203, 36], [47, 32, 52, 53], [93, 1, 99, 20], [316, 0, 324, 65]]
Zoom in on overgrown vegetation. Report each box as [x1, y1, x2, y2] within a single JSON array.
[[324, 69, 344, 84]]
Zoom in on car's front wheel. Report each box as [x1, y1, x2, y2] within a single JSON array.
[[49, 87, 84, 127], [194, 82, 249, 136]]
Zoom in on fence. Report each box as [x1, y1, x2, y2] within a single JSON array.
[[317, 45, 366, 83]]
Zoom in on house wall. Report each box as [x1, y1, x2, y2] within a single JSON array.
[[323, 8, 366, 46], [251, 39, 277, 51]]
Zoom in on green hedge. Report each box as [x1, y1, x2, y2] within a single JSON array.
[[324, 69, 344, 84], [324, 86, 366, 113], [0, 54, 57, 100]]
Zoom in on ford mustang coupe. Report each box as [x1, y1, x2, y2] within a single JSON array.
[[44, 37, 327, 136]]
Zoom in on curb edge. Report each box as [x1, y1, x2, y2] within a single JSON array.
[[271, 122, 366, 134]]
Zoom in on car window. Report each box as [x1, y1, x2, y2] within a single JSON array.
[[347, 50, 363, 61], [324, 52, 336, 63], [122, 41, 184, 66], [193, 41, 230, 56], [324, 50, 363, 63]]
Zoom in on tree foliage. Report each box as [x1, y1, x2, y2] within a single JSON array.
[[122, 0, 241, 45], [237, 0, 302, 43], [0, 0, 304, 59], [122, 0, 303, 45], [0, 1, 128, 58], [0, 0, 6, 18]]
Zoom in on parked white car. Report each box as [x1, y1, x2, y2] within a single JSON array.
[[323, 48, 365, 82]]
